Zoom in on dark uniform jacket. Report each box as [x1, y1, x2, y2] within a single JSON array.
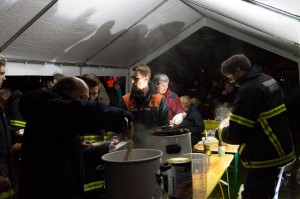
[[216, 65, 295, 169], [0, 105, 12, 184], [6, 89, 26, 144], [18, 89, 131, 199]]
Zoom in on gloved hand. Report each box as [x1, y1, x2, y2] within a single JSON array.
[[123, 111, 133, 124], [0, 176, 11, 191], [207, 129, 217, 137], [122, 111, 134, 139]]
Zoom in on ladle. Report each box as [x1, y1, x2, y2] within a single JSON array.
[[123, 117, 134, 160]]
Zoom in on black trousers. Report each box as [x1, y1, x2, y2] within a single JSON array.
[[242, 167, 280, 199]]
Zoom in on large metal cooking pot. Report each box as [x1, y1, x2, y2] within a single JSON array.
[[149, 126, 192, 163], [101, 149, 163, 199]]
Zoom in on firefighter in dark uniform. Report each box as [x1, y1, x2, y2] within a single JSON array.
[[215, 54, 295, 198], [0, 54, 16, 198], [18, 77, 133, 199], [80, 73, 119, 199]]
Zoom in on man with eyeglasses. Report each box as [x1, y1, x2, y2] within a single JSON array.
[[215, 54, 295, 198]]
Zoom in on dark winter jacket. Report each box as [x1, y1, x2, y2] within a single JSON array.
[[180, 105, 205, 146], [6, 90, 25, 128], [108, 88, 122, 107], [216, 66, 295, 169], [18, 89, 132, 199], [119, 82, 169, 129], [119, 82, 169, 146], [6, 89, 26, 144]]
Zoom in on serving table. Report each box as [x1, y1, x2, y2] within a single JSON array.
[[206, 154, 234, 198], [194, 142, 239, 198]]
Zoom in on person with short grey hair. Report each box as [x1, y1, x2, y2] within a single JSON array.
[[153, 73, 185, 122], [153, 73, 169, 84]]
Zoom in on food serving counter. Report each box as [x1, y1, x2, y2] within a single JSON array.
[[194, 141, 239, 198]]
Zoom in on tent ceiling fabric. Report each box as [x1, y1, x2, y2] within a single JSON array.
[[0, 0, 299, 70], [89, 0, 202, 66], [248, 0, 300, 17], [0, 0, 51, 47], [184, 0, 300, 57]]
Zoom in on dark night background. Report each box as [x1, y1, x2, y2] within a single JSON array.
[[149, 27, 298, 96]]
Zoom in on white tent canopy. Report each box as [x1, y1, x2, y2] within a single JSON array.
[[1, 0, 299, 77]]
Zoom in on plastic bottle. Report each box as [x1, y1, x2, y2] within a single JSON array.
[[218, 141, 225, 157], [203, 130, 211, 156]]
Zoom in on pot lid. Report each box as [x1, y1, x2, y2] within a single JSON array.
[[151, 125, 190, 136]]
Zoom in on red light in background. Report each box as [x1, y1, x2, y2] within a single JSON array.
[[106, 76, 117, 87]]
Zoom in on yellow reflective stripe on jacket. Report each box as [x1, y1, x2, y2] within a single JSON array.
[[81, 135, 102, 143], [259, 119, 285, 157], [217, 128, 223, 142], [230, 114, 255, 128], [242, 151, 295, 168], [258, 104, 286, 120], [84, 181, 105, 192], [0, 187, 16, 199], [9, 120, 26, 128], [257, 104, 288, 157]]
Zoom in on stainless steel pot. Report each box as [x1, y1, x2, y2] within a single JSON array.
[[149, 126, 192, 163], [101, 149, 163, 199]]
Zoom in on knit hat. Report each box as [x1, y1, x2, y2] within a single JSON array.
[[113, 80, 121, 86]]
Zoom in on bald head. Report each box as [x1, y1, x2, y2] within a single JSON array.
[[52, 77, 89, 100]]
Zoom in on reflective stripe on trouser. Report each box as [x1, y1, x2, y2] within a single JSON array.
[[9, 120, 26, 128], [84, 181, 105, 192]]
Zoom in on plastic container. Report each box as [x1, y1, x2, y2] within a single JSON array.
[[182, 153, 210, 199]]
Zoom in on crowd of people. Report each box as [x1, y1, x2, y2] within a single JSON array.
[[0, 53, 298, 199]]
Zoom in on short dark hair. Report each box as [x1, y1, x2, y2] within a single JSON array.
[[132, 64, 151, 79], [84, 73, 100, 84], [53, 73, 65, 81], [80, 74, 99, 89], [220, 54, 251, 75]]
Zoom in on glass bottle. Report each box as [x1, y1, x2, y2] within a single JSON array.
[[203, 130, 211, 156]]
